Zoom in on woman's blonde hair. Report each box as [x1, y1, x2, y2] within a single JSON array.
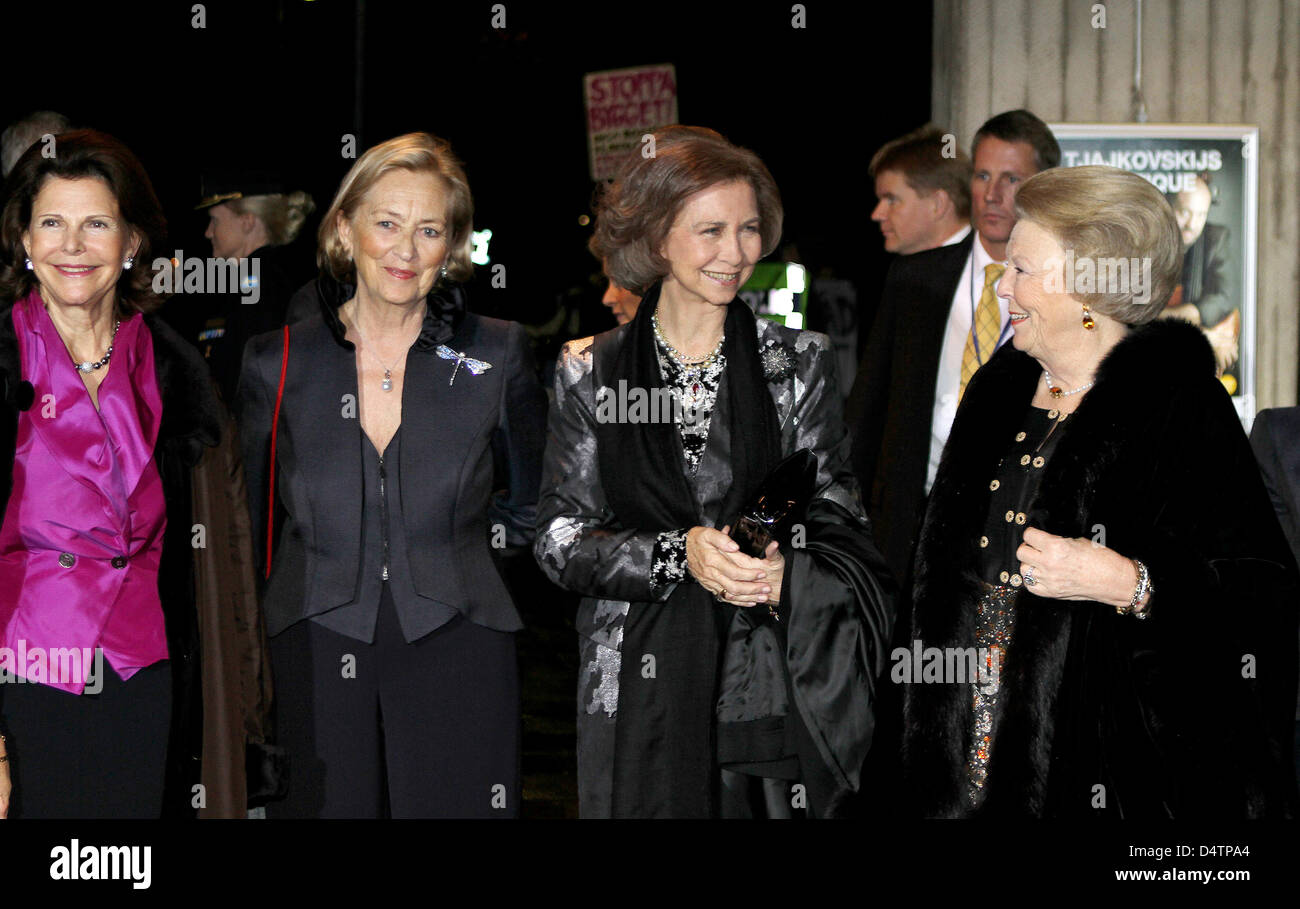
[[1013, 165, 1183, 325], [227, 191, 315, 247], [317, 132, 474, 283]]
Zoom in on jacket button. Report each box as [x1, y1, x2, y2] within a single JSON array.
[[111, 556, 127, 569], [58, 552, 76, 568]]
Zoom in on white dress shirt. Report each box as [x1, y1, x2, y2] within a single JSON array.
[[941, 224, 971, 247], [925, 233, 1010, 492]]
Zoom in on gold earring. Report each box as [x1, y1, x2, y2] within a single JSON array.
[[1082, 305, 1096, 331]]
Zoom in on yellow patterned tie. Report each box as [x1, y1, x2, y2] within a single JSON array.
[[958, 263, 1006, 401]]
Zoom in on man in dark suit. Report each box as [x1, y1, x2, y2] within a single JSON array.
[[1249, 406, 1300, 786], [846, 110, 1060, 582]]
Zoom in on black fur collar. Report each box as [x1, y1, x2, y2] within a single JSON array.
[[973, 315, 1216, 404], [144, 312, 223, 454]]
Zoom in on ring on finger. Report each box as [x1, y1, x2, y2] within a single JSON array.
[[1023, 565, 1037, 586]]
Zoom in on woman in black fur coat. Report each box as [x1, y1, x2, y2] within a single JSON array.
[[885, 165, 1298, 818]]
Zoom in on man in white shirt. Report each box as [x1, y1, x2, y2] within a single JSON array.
[[868, 125, 972, 256], [847, 110, 1060, 583]]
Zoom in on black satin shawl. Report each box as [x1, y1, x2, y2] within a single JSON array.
[[593, 284, 782, 817]]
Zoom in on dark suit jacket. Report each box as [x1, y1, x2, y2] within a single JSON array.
[[1250, 406, 1300, 720], [237, 277, 547, 637], [1182, 222, 1235, 327], [846, 234, 972, 582]]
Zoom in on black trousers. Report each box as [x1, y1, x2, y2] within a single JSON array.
[[269, 585, 520, 818], [719, 769, 806, 819], [0, 659, 171, 818]]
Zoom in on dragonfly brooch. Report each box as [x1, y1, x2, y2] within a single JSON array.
[[436, 345, 493, 386]]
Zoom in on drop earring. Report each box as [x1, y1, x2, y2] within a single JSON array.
[[1082, 304, 1096, 331], [25, 258, 33, 271], [123, 256, 135, 270], [439, 264, 448, 279]]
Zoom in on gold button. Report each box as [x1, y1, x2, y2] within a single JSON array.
[[1032, 456, 1045, 468], [1005, 510, 1015, 523], [999, 570, 1010, 583], [1058, 412, 1068, 422], [1019, 454, 1031, 466], [1010, 573, 1023, 587], [1015, 512, 1027, 525], [989, 479, 1000, 491], [1048, 409, 1059, 419], [1015, 431, 1027, 442], [979, 536, 989, 548]]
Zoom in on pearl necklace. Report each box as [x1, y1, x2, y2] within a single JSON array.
[[73, 321, 120, 373], [1043, 369, 1094, 398], [652, 311, 724, 409]]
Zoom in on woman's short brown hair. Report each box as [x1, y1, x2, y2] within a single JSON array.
[[589, 126, 783, 294], [1014, 165, 1183, 325], [318, 132, 474, 283], [0, 129, 167, 316]]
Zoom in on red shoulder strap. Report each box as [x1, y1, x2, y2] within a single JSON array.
[[266, 324, 290, 579]]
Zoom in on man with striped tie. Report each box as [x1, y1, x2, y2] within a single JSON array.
[[847, 110, 1060, 585]]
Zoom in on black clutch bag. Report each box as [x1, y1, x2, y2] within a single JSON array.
[[728, 448, 819, 623]]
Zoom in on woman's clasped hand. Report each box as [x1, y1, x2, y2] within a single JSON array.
[[685, 525, 783, 606]]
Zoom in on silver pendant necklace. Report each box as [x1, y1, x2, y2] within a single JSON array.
[[73, 320, 121, 373], [352, 318, 413, 392]]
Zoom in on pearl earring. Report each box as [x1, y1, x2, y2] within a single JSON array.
[[25, 258, 33, 271], [123, 256, 135, 270], [439, 264, 448, 278]]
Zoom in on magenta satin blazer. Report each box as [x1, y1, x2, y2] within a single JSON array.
[[0, 292, 168, 693]]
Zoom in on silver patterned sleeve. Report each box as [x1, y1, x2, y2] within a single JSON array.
[[788, 330, 870, 521], [534, 338, 682, 603]]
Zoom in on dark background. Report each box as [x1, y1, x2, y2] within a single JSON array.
[[5, 0, 931, 335]]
